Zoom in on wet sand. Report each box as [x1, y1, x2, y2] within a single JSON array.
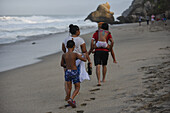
[[0, 21, 170, 113]]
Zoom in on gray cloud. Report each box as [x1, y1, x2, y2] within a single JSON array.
[[0, 0, 133, 15]]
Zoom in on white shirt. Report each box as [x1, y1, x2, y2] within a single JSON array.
[[63, 36, 85, 54], [63, 36, 90, 82]]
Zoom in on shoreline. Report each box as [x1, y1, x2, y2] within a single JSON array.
[[0, 21, 169, 113], [0, 27, 96, 72], [0, 22, 134, 73]]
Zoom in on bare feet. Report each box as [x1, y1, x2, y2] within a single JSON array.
[[97, 81, 101, 86]]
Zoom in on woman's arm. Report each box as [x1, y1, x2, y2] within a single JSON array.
[[88, 39, 94, 55], [81, 43, 92, 65], [62, 43, 66, 53]]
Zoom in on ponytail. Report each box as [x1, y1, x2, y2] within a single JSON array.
[[69, 24, 79, 35]]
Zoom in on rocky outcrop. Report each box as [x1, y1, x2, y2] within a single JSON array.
[[117, 0, 170, 23], [84, 2, 115, 24]]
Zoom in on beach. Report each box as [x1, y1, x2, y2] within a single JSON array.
[[0, 21, 170, 113]]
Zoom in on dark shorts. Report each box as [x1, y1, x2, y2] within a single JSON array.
[[65, 69, 80, 84], [94, 51, 109, 66]]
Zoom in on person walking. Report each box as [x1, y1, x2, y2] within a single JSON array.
[[89, 22, 114, 86], [61, 40, 87, 108], [146, 15, 149, 25], [138, 16, 142, 26]]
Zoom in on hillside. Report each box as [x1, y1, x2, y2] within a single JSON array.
[[117, 0, 170, 23]]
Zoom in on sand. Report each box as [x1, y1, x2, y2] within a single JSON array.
[[0, 21, 170, 113]]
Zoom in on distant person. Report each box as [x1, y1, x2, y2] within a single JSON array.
[[89, 22, 115, 86], [138, 16, 142, 26], [163, 14, 167, 22], [151, 14, 155, 24], [146, 16, 149, 25], [162, 13, 167, 26], [61, 40, 87, 108]]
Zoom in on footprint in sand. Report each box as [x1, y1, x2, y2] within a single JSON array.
[[81, 103, 87, 106], [58, 104, 70, 109], [84, 88, 98, 102], [84, 97, 96, 101], [84, 99, 91, 101], [77, 110, 84, 113], [89, 88, 100, 92], [90, 97, 96, 100]]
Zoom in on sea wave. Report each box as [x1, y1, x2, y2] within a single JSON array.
[[0, 15, 97, 44]]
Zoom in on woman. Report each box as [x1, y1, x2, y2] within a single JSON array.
[[62, 24, 92, 101]]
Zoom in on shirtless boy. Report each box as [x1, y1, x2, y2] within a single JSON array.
[[61, 40, 87, 108], [95, 23, 110, 49]]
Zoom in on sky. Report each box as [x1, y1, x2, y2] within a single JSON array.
[[0, 0, 133, 16]]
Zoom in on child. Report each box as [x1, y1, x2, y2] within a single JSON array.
[[61, 40, 87, 108], [95, 23, 110, 49]]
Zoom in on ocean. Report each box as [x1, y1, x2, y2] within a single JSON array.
[[0, 15, 98, 72], [0, 15, 120, 72], [0, 15, 97, 44]]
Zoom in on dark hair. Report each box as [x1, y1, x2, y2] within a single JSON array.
[[69, 24, 73, 33], [69, 24, 79, 35], [101, 23, 109, 30], [67, 40, 75, 48]]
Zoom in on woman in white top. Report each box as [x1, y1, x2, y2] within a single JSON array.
[[63, 25, 86, 54], [62, 24, 92, 101]]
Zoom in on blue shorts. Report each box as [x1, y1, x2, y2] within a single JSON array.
[[65, 69, 80, 84]]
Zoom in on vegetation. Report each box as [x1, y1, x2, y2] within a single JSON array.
[[144, 0, 170, 14], [155, 0, 170, 13]]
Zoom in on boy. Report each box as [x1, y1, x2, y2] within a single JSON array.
[[61, 40, 87, 108]]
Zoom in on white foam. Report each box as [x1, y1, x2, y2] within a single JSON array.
[[0, 15, 97, 44]]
